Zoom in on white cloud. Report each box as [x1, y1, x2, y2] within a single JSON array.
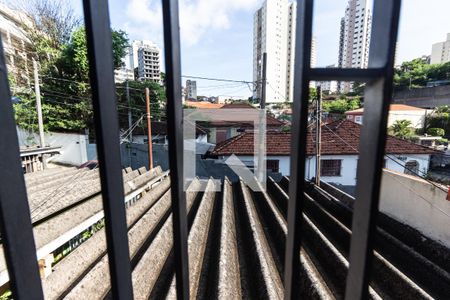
[[125, 0, 259, 46]]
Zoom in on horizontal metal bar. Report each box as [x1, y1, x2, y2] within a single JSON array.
[[0, 36, 44, 299], [309, 67, 385, 81], [82, 0, 133, 298], [161, 0, 190, 299]]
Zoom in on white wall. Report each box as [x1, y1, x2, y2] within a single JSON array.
[[388, 111, 426, 129], [17, 127, 88, 166], [384, 154, 430, 175], [380, 169, 450, 248], [347, 110, 429, 129], [254, 153, 430, 186], [305, 155, 359, 186]]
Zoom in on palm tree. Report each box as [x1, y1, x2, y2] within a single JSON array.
[[390, 119, 413, 139]]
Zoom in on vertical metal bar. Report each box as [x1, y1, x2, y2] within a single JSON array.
[[82, 0, 133, 298], [0, 37, 44, 299], [145, 88, 154, 169], [161, 0, 190, 299], [260, 52, 267, 109], [345, 1, 401, 299], [315, 86, 322, 186], [284, 0, 314, 299]]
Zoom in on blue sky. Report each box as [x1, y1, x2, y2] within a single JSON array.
[[73, 0, 450, 98]]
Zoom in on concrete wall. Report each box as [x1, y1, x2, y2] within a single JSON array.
[[393, 85, 450, 108], [379, 169, 450, 248], [17, 127, 88, 166], [120, 143, 169, 171]]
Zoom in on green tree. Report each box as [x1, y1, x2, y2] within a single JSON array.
[[427, 128, 445, 137], [394, 57, 450, 90], [390, 119, 414, 139], [426, 106, 450, 138], [322, 97, 361, 114], [116, 80, 167, 130], [14, 23, 129, 132]]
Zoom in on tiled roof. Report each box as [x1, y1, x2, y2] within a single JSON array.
[[212, 120, 439, 156], [220, 103, 257, 109], [185, 101, 224, 109], [207, 102, 285, 127], [346, 104, 425, 115]]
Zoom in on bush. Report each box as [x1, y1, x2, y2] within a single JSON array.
[[437, 138, 448, 145], [427, 127, 445, 137]]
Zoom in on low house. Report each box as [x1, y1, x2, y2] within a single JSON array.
[[211, 120, 439, 188], [345, 104, 430, 128], [206, 103, 285, 143]]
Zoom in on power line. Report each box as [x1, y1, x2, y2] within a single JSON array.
[[182, 75, 255, 84]]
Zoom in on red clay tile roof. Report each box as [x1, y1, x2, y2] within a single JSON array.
[[212, 120, 439, 156], [208, 102, 285, 127], [185, 101, 224, 109]]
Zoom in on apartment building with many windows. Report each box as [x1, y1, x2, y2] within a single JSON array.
[[338, 0, 372, 92], [0, 4, 32, 86], [430, 33, 450, 64], [136, 42, 161, 82], [254, 0, 300, 103]]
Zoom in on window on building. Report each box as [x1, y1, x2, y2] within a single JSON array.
[[321, 160, 342, 176], [267, 160, 280, 173], [404, 160, 419, 176]]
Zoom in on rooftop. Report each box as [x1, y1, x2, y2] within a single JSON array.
[[212, 120, 439, 156], [14, 167, 450, 299], [345, 104, 426, 115], [184, 101, 224, 109]]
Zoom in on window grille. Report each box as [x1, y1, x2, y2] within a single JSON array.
[[0, 0, 401, 299], [321, 160, 342, 176]]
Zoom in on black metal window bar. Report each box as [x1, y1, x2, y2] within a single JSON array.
[[0, 0, 400, 299]]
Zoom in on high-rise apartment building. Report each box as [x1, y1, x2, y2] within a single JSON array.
[[186, 80, 197, 100], [0, 4, 32, 86], [430, 33, 450, 64], [338, 0, 372, 92], [126, 40, 161, 82], [255, 0, 314, 103]]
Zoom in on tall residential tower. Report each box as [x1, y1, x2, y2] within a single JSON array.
[[338, 0, 372, 92], [253, 0, 315, 103], [430, 33, 450, 64]]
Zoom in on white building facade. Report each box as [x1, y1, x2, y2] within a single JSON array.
[[114, 68, 134, 83], [0, 4, 32, 85], [253, 0, 315, 103], [338, 0, 372, 92], [430, 33, 450, 64], [226, 153, 431, 187], [128, 40, 161, 82], [186, 80, 197, 100]]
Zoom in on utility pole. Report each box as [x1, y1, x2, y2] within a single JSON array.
[[145, 88, 154, 170], [126, 80, 133, 142], [257, 52, 267, 183], [33, 58, 47, 169], [315, 86, 322, 186]]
